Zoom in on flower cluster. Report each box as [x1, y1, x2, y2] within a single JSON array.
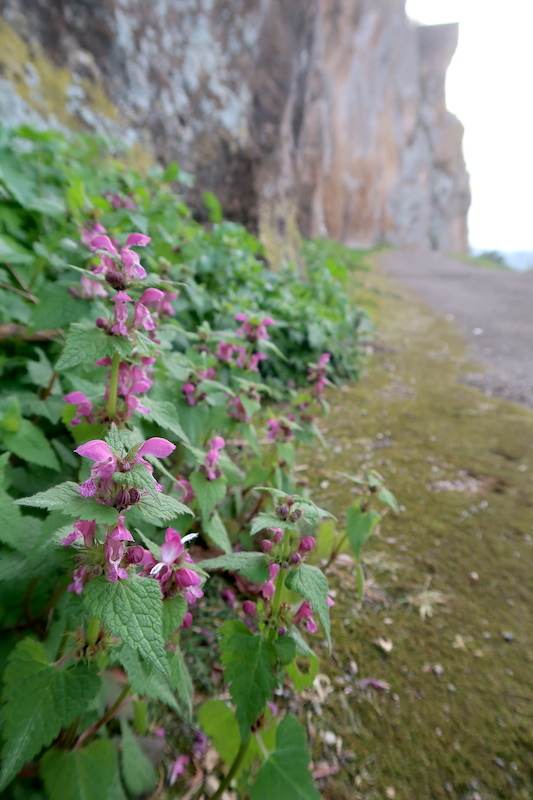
[[234, 313, 275, 343], [307, 352, 331, 398]]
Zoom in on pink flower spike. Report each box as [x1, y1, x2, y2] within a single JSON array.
[[125, 233, 151, 247], [175, 567, 202, 588], [137, 437, 176, 459], [75, 440, 114, 462], [262, 317, 275, 326], [160, 528, 184, 563], [234, 313, 247, 322], [169, 755, 189, 785], [243, 600, 257, 617], [209, 436, 225, 451], [180, 612, 193, 629]]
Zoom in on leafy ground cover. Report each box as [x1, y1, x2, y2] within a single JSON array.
[[303, 262, 533, 800]]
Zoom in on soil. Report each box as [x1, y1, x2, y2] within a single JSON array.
[[305, 255, 533, 800]]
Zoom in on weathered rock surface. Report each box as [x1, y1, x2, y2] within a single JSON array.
[[0, 0, 470, 258]]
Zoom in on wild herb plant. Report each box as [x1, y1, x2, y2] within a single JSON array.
[[0, 125, 382, 799]]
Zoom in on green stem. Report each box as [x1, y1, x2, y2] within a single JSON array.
[[106, 351, 121, 420], [267, 568, 286, 642], [210, 736, 251, 800], [75, 683, 131, 749]]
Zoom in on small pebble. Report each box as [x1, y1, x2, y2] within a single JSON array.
[[470, 571, 479, 581], [322, 731, 337, 746], [502, 632, 515, 643], [433, 663, 444, 676], [444, 782, 453, 792]]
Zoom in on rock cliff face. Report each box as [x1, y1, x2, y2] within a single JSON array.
[[0, 0, 470, 257]]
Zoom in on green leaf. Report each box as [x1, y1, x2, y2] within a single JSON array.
[[0, 489, 22, 549], [82, 577, 167, 674], [116, 646, 178, 712], [162, 595, 188, 641], [285, 655, 319, 691], [189, 471, 226, 520], [202, 552, 269, 584], [203, 510, 231, 554], [220, 620, 275, 739], [56, 323, 132, 371], [0, 639, 100, 792], [377, 488, 399, 513], [345, 507, 381, 560], [249, 513, 294, 537], [1, 419, 60, 471], [141, 398, 190, 443], [136, 491, 192, 523], [273, 635, 296, 666], [251, 715, 320, 800], [203, 191, 223, 223], [15, 481, 119, 524], [41, 739, 125, 800], [168, 647, 193, 719], [120, 720, 157, 796], [285, 565, 331, 649]]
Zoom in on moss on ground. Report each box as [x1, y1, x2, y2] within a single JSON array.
[[308, 260, 533, 800]]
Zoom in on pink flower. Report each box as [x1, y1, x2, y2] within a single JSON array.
[[266, 419, 280, 440], [70, 274, 108, 300], [174, 478, 194, 505], [308, 353, 331, 398], [227, 394, 249, 422], [67, 565, 89, 595], [293, 600, 318, 633], [299, 536, 315, 554], [80, 222, 107, 250], [221, 588, 236, 607], [150, 528, 203, 601], [248, 353, 266, 372], [92, 232, 150, 283], [261, 563, 280, 601], [215, 341, 235, 362], [234, 314, 275, 343], [180, 611, 193, 629], [243, 600, 257, 617], [62, 520, 96, 547], [105, 539, 129, 582], [107, 515, 134, 541], [169, 755, 189, 785], [204, 436, 225, 481], [182, 382, 197, 406], [110, 290, 133, 337], [64, 391, 93, 427]]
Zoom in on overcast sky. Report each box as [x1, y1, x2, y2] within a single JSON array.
[[406, 0, 533, 253]]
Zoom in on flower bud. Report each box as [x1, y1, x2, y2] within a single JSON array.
[[243, 600, 257, 617], [277, 626, 287, 636], [290, 552, 302, 564], [128, 488, 141, 504], [271, 528, 283, 544], [289, 509, 302, 523], [180, 612, 193, 629], [106, 271, 125, 287], [114, 488, 131, 508], [277, 504, 289, 519], [299, 536, 315, 554], [96, 317, 108, 329], [260, 539, 273, 552]]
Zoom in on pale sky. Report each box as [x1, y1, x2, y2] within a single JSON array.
[[406, 0, 533, 252]]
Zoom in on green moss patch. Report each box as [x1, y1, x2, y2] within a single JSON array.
[[309, 261, 533, 799]]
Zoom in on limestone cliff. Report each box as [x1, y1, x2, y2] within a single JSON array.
[[0, 0, 470, 258]]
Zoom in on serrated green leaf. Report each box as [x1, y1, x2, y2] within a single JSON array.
[[0, 639, 100, 792], [55, 324, 132, 371], [250, 513, 293, 537], [113, 465, 158, 497], [136, 491, 192, 523], [203, 510, 231, 554], [168, 647, 193, 719], [345, 507, 380, 559], [120, 720, 157, 796], [189, 471, 226, 521], [41, 739, 125, 800], [285, 565, 331, 649], [15, 481, 118, 524], [82, 577, 167, 674], [141, 398, 190, 443], [285, 654, 319, 691], [220, 620, 275, 739], [202, 552, 269, 584], [116, 645, 178, 712], [251, 715, 320, 800], [1, 419, 60, 471], [162, 595, 188, 641], [105, 424, 128, 455]]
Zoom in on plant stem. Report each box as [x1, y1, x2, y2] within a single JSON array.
[[75, 682, 131, 749], [86, 617, 101, 646], [267, 568, 286, 642], [106, 350, 121, 420], [210, 736, 251, 800]]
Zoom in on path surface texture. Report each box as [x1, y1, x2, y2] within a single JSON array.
[[379, 249, 533, 407]]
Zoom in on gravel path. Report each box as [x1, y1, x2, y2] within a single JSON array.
[[378, 249, 533, 407]]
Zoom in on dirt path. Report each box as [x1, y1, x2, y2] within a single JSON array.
[[307, 263, 533, 800], [378, 249, 533, 407]]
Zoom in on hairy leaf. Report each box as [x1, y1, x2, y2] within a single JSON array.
[[82, 577, 167, 674], [1, 419, 60, 471], [220, 620, 275, 739], [56, 323, 131, 371], [162, 595, 188, 641], [251, 715, 320, 800], [203, 510, 231, 554], [168, 646, 193, 719], [15, 482, 119, 524], [116, 646, 178, 712], [345, 506, 380, 559], [189, 471, 226, 521], [202, 552, 269, 584], [141, 398, 190, 443], [0, 639, 100, 792], [41, 739, 125, 800]]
